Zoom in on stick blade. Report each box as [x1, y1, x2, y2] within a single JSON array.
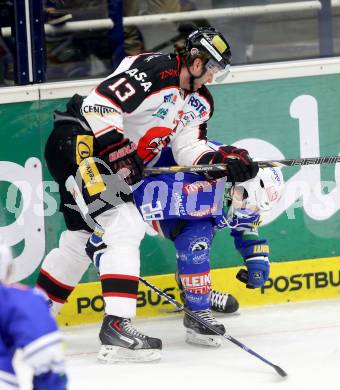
[[274, 365, 288, 377], [158, 307, 183, 314]]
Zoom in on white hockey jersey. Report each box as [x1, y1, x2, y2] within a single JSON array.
[[81, 53, 215, 166]]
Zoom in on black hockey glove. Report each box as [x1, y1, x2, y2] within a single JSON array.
[[100, 139, 144, 185], [205, 146, 259, 182]]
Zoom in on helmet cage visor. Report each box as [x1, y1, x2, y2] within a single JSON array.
[[204, 58, 230, 83]]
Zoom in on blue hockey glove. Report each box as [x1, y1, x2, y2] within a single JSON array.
[[85, 224, 107, 268], [244, 257, 270, 288], [33, 371, 67, 390]]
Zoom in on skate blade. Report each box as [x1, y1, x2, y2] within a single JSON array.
[[185, 329, 221, 347], [98, 345, 161, 363]]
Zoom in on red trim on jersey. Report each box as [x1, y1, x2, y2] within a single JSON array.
[[102, 292, 138, 299], [39, 269, 74, 290], [93, 124, 114, 136], [93, 124, 124, 137], [100, 274, 139, 281]]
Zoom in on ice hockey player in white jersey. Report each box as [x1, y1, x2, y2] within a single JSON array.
[[37, 27, 259, 363], [0, 240, 67, 390]]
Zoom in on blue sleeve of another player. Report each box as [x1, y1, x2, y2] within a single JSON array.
[[33, 371, 67, 390], [8, 287, 59, 349], [7, 286, 67, 390], [0, 338, 19, 389], [0, 285, 18, 388]]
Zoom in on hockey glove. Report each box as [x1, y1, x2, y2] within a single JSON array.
[[238, 257, 270, 288], [100, 139, 144, 185], [205, 146, 259, 182], [85, 224, 107, 269], [33, 371, 67, 390]]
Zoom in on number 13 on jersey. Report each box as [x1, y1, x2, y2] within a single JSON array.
[[108, 78, 136, 102]]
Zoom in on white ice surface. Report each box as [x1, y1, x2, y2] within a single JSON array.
[[16, 298, 340, 390]]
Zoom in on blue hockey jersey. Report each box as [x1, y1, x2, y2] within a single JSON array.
[[0, 284, 67, 390], [133, 144, 269, 263], [134, 145, 227, 221], [134, 172, 226, 221]]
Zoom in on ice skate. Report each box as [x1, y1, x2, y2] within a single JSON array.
[[98, 315, 162, 363], [183, 309, 225, 347], [210, 290, 239, 313]]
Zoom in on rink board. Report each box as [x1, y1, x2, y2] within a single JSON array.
[[1, 59, 340, 287], [57, 256, 340, 326]]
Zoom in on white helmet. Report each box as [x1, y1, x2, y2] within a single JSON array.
[[0, 239, 13, 283], [230, 167, 284, 213]]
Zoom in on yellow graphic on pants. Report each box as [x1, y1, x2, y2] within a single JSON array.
[[79, 157, 106, 196]]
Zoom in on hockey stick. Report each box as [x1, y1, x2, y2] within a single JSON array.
[[144, 155, 340, 175], [139, 276, 287, 377]]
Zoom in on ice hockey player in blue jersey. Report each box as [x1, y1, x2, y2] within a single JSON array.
[[0, 240, 67, 390], [132, 143, 284, 347], [87, 142, 284, 348]]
